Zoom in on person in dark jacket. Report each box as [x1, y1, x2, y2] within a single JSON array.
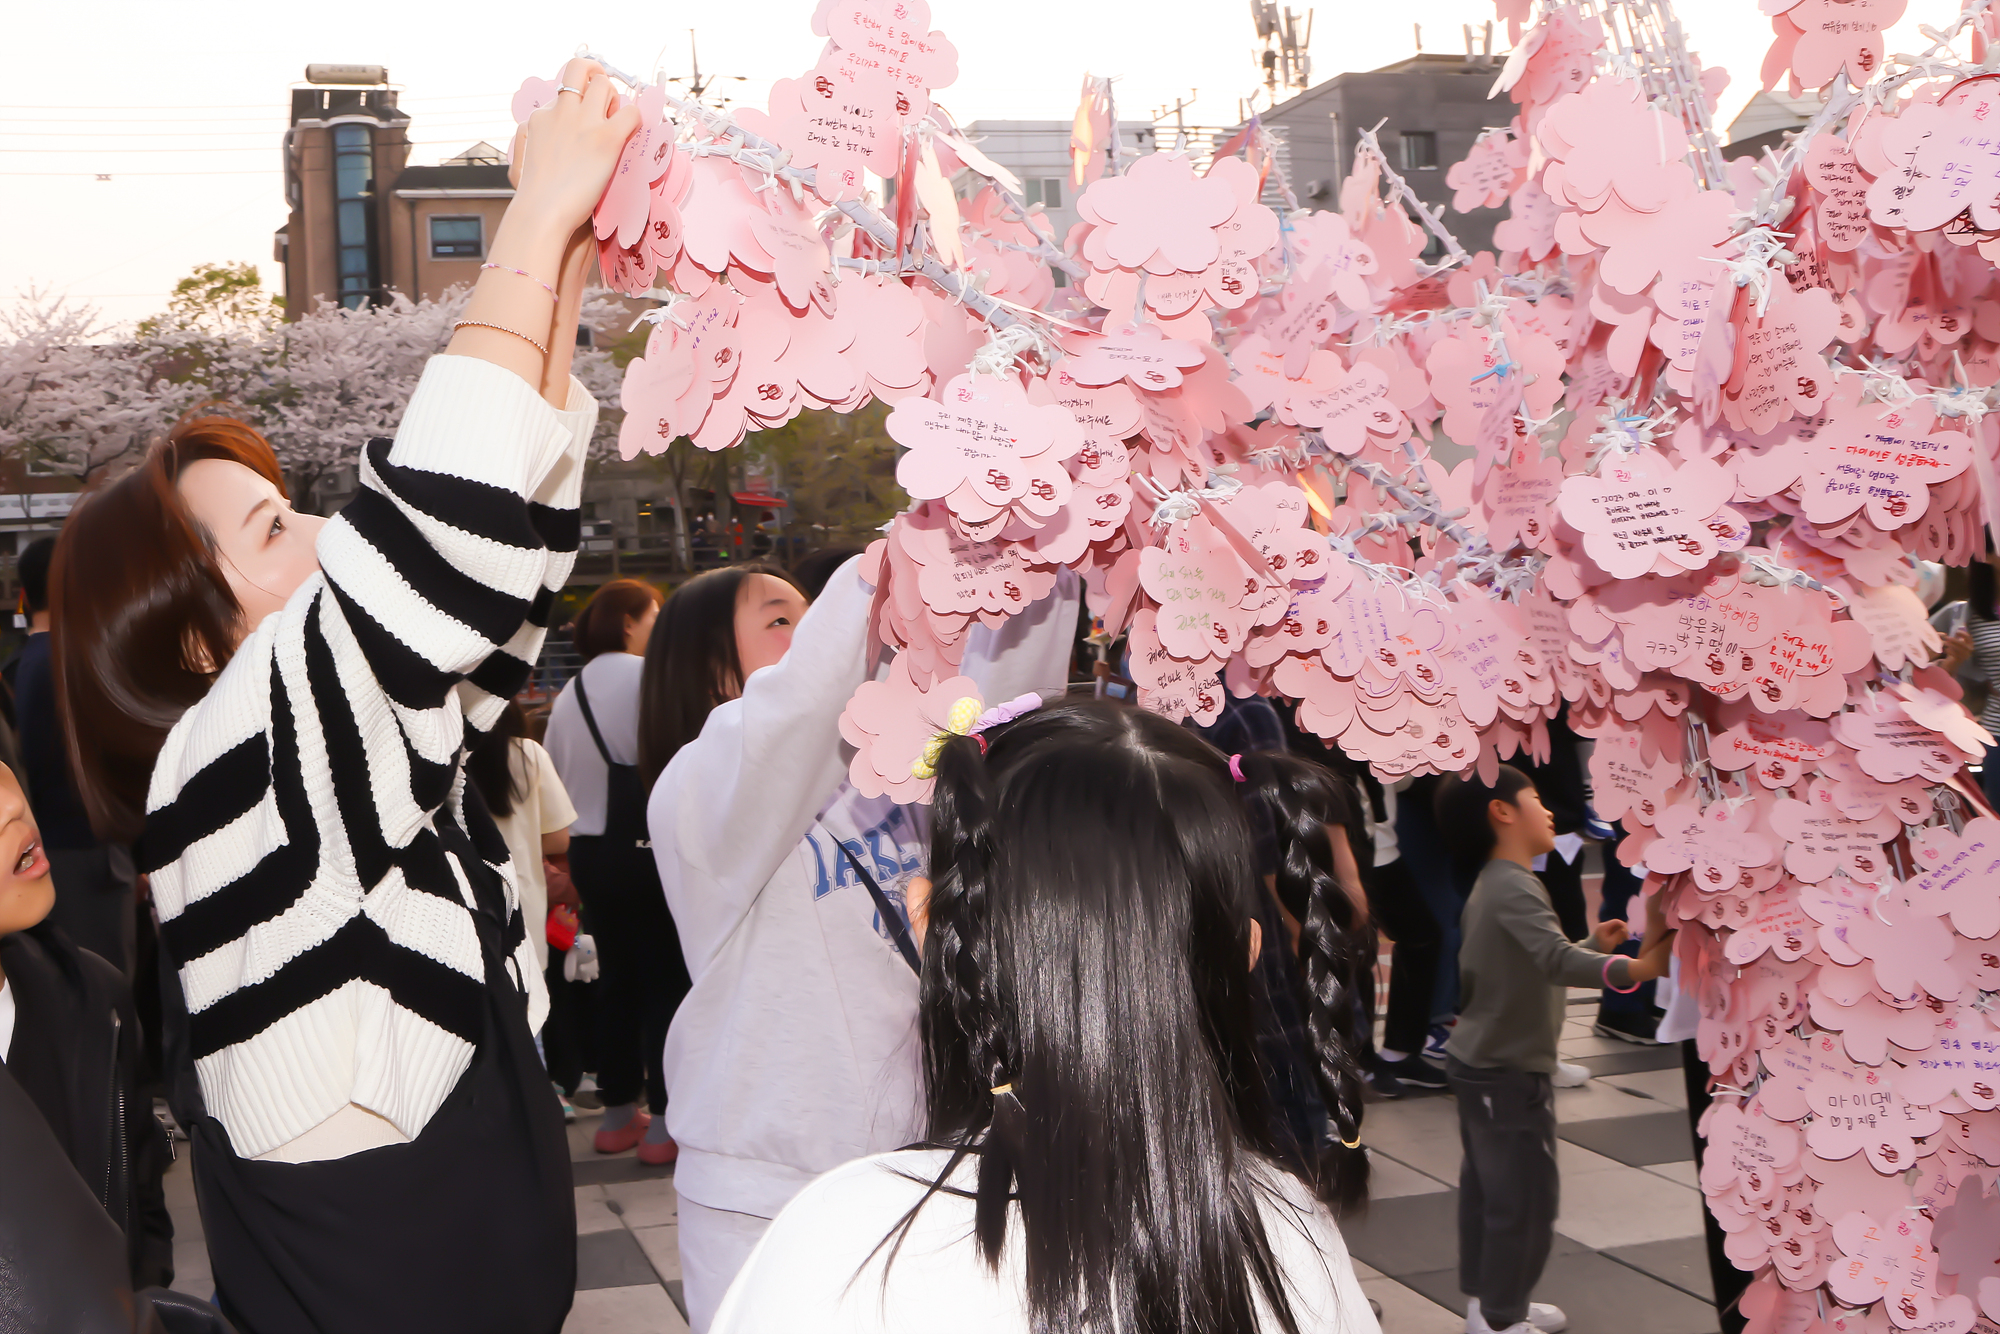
[[12, 535, 140, 976], [0, 758, 171, 1289]]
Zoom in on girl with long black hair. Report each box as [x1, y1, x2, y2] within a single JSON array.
[[642, 559, 1079, 1330], [710, 699, 1377, 1334]]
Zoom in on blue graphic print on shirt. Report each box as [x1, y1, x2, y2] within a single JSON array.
[[804, 803, 923, 947]]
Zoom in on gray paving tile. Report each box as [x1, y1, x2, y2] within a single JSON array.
[[1529, 1249, 1722, 1333], [1606, 1237, 1719, 1302], [1361, 1274, 1465, 1333], [1556, 1110, 1693, 1166], [576, 1228, 663, 1291], [572, 1156, 678, 1187], [562, 1283, 687, 1334], [1337, 1189, 1586, 1279], [1573, 1045, 1683, 1076], [1400, 1249, 1722, 1334], [666, 1280, 687, 1320]]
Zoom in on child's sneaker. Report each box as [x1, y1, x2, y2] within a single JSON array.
[[1376, 1053, 1450, 1090], [1552, 1061, 1591, 1088], [1467, 1298, 1568, 1333]]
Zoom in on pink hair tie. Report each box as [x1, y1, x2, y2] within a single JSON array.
[[1603, 954, 1641, 994], [1228, 754, 1246, 783]]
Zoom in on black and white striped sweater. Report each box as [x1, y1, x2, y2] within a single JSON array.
[[140, 356, 590, 1158]]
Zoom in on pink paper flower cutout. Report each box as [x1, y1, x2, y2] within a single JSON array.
[[1076, 153, 1238, 275], [839, 655, 982, 804], [1063, 325, 1208, 393], [891, 373, 1083, 531]]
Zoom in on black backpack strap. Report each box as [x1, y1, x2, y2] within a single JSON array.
[[837, 843, 920, 975], [571, 673, 616, 767]]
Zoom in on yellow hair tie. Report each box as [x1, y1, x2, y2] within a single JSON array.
[[910, 696, 985, 779]]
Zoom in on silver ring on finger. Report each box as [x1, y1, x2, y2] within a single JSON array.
[[556, 84, 584, 97]]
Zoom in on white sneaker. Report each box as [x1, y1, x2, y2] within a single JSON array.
[[1467, 1297, 1568, 1333], [1552, 1061, 1590, 1088]]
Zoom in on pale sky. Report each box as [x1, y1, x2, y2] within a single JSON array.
[[0, 0, 1945, 329]]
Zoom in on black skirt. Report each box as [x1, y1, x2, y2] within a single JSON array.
[[189, 912, 576, 1334]]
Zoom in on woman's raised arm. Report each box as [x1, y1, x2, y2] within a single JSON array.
[[446, 58, 638, 401]]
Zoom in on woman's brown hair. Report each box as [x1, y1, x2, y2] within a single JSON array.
[[51, 415, 286, 842], [570, 578, 662, 663]]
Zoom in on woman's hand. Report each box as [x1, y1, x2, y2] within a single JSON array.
[[1591, 918, 1630, 953], [450, 59, 639, 391], [1943, 628, 1975, 675], [509, 60, 641, 236]]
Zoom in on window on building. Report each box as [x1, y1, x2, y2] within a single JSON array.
[[428, 215, 484, 260], [1022, 177, 1064, 210], [1400, 130, 1438, 171], [332, 124, 375, 309]]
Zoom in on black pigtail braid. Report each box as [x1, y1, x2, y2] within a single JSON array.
[[920, 731, 1022, 1266], [1238, 751, 1372, 1214]]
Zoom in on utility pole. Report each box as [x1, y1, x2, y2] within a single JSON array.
[[665, 30, 748, 106]]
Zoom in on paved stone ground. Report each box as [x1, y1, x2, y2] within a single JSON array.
[[1346, 991, 1719, 1334]]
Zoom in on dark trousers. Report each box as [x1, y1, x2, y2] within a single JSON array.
[[1596, 836, 1656, 1018], [541, 947, 600, 1097], [1361, 858, 1443, 1057], [46, 844, 137, 978], [1539, 847, 1587, 942], [1395, 800, 1466, 1020], [568, 836, 691, 1115], [1683, 1040, 1750, 1333], [1447, 1057, 1559, 1328]]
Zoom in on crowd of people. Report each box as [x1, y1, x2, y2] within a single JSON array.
[[0, 57, 1868, 1334]]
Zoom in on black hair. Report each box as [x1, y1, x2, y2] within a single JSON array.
[[16, 538, 54, 616], [1433, 764, 1537, 885], [636, 562, 800, 787], [790, 546, 864, 601], [896, 699, 1369, 1334], [463, 699, 529, 820], [1972, 544, 1997, 622]]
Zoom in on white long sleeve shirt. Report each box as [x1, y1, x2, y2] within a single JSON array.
[[711, 1149, 1380, 1334], [650, 561, 1079, 1219], [543, 651, 644, 838]]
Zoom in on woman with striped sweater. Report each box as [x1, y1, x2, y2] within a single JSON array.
[[50, 60, 637, 1331]]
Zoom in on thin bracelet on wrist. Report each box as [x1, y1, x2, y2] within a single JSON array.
[[452, 319, 549, 357], [480, 263, 558, 300]]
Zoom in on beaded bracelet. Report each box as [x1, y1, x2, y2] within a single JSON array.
[[480, 263, 558, 300], [452, 319, 549, 356], [1603, 953, 1641, 994]]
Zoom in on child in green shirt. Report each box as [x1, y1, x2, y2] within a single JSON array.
[[1434, 766, 1673, 1334]]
